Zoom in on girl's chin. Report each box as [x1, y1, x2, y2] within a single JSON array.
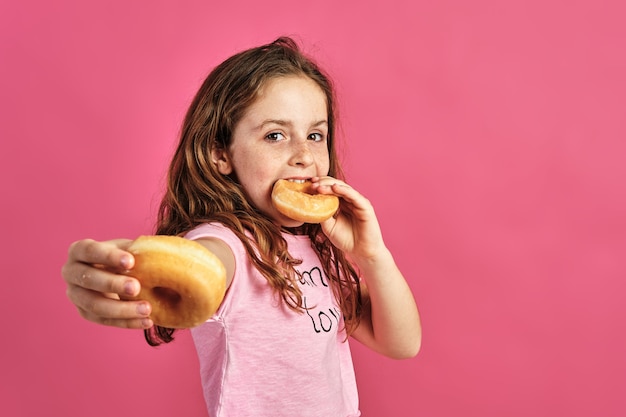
[[277, 217, 305, 229], [261, 200, 306, 228]]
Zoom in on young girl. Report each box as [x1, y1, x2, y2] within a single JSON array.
[[62, 37, 421, 417]]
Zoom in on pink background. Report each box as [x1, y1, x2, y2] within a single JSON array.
[[2, 1, 625, 416]]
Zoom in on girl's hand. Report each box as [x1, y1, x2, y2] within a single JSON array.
[[62, 239, 153, 329], [311, 177, 386, 262]]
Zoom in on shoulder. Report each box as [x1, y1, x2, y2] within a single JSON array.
[[184, 222, 233, 240], [184, 223, 239, 288], [185, 222, 248, 251]]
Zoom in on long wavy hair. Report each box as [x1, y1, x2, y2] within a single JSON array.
[[145, 37, 362, 346]]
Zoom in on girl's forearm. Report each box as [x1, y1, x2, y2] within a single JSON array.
[[354, 248, 422, 359]]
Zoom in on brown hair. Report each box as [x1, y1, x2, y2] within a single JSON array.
[[146, 37, 362, 346]]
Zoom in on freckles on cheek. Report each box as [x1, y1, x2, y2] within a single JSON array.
[[315, 149, 331, 175], [239, 164, 273, 193], [319, 161, 331, 177]]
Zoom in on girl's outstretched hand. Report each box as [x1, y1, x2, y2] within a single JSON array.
[[62, 239, 153, 329], [311, 177, 385, 262]]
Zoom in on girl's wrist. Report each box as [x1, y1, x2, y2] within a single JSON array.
[[351, 246, 394, 272]]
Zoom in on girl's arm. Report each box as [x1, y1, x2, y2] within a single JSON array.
[[313, 178, 422, 359], [63, 237, 235, 329], [349, 249, 421, 359]]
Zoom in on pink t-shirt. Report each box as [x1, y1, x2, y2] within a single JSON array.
[[186, 223, 360, 417]]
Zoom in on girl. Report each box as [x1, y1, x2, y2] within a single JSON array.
[[62, 37, 421, 417]]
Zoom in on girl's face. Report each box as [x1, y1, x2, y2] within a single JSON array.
[[212, 75, 331, 227]]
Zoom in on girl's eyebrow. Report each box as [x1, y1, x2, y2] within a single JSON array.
[[255, 119, 328, 130], [311, 120, 329, 128], [256, 119, 290, 130]]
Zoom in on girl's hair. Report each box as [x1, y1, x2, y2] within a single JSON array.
[[146, 37, 362, 346]]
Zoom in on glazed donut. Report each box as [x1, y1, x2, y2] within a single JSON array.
[[123, 235, 227, 329], [271, 179, 339, 223]]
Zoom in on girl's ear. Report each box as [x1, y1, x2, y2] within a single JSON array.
[[211, 146, 233, 175]]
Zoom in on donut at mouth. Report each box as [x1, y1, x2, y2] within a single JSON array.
[[271, 179, 339, 223]]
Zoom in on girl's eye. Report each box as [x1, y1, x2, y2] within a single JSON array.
[[266, 132, 286, 141], [308, 133, 325, 142]]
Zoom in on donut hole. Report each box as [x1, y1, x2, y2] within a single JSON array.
[[152, 286, 182, 307]]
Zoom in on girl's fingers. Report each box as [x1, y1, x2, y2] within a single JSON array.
[[77, 306, 154, 329], [62, 238, 154, 330], [311, 177, 361, 203], [62, 262, 141, 297], [68, 285, 153, 329], [63, 238, 139, 297], [67, 239, 134, 271]]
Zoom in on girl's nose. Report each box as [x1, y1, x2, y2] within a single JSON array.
[[289, 140, 314, 166]]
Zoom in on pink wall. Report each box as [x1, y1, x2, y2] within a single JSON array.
[[2, 1, 625, 416]]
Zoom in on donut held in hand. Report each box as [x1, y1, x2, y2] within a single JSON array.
[[271, 179, 339, 223], [124, 235, 226, 328]]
